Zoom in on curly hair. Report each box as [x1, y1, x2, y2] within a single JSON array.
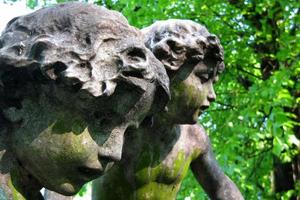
[[142, 19, 224, 74], [0, 3, 169, 114]]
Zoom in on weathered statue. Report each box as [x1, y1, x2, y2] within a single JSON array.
[[92, 20, 244, 199], [0, 3, 170, 199]]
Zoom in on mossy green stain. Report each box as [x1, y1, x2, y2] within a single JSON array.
[[8, 176, 26, 200], [165, 82, 206, 122], [93, 165, 134, 200], [133, 150, 195, 196], [135, 182, 180, 200], [93, 141, 202, 200], [171, 82, 205, 109], [162, 151, 190, 183]]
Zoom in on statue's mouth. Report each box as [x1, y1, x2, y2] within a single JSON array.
[[200, 105, 209, 111]]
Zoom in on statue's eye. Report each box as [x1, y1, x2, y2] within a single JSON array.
[[166, 40, 184, 54], [195, 72, 209, 84], [126, 47, 146, 62]]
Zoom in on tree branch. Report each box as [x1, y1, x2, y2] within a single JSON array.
[[237, 66, 263, 80]]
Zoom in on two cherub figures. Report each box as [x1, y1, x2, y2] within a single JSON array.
[[0, 3, 243, 200]]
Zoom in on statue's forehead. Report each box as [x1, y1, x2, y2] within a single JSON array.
[[143, 20, 213, 47], [0, 3, 139, 45], [0, 3, 170, 113]]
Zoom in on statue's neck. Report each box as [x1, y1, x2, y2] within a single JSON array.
[[139, 113, 179, 140]]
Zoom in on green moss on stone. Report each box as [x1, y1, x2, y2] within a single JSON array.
[[135, 182, 180, 200], [8, 177, 26, 200]]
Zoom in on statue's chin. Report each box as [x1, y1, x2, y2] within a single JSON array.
[[184, 109, 200, 124], [53, 182, 81, 196], [177, 115, 199, 125], [192, 109, 201, 122]]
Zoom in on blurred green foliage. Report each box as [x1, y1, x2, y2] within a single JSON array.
[[7, 0, 300, 199], [176, 169, 206, 200]]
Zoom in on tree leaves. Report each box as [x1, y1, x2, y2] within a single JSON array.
[[4, 0, 299, 199]]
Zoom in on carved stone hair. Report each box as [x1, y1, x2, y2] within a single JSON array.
[[142, 19, 224, 74], [0, 3, 169, 113]]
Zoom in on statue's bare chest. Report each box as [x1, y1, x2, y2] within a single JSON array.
[[122, 125, 204, 187], [132, 147, 194, 186], [95, 124, 207, 199]]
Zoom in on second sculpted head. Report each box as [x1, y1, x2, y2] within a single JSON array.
[[142, 19, 224, 123]]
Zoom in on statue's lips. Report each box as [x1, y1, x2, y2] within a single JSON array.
[[77, 161, 115, 181], [195, 105, 210, 117], [200, 105, 209, 111], [191, 105, 209, 117]]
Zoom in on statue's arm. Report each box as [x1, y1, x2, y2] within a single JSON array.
[[190, 127, 244, 200]]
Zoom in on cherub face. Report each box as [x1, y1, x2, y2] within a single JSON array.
[[167, 60, 219, 124], [6, 36, 167, 196], [142, 20, 224, 124]]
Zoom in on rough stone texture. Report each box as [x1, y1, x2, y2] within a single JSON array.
[[142, 19, 224, 73], [0, 3, 169, 199], [92, 20, 244, 200], [0, 2, 169, 111], [142, 19, 225, 124], [44, 190, 74, 200]]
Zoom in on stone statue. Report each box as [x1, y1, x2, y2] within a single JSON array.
[[0, 3, 170, 199], [92, 20, 244, 200]]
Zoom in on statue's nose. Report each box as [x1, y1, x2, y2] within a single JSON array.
[[200, 81, 216, 110], [208, 88, 216, 102], [97, 144, 122, 173], [97, 125, 126, 170], [98, 145, 122, 163], [206, 81, 216, 102]]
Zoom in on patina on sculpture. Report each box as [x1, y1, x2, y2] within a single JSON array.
[[0, 3, 170, 199], [92, 20, 244, 200]]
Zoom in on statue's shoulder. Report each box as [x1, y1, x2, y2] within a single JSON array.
[[179, 124, 210, 155]]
